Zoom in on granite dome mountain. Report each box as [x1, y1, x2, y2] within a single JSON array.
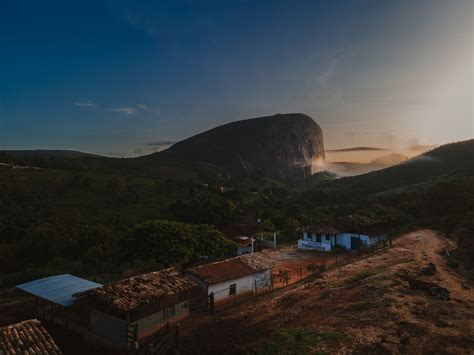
[[149, 113, 326, 180]]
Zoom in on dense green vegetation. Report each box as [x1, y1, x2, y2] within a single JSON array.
[[0, 140, 473, 286]]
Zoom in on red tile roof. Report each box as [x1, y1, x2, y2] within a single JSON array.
[[78, 267, 196, 314], [0, 319, 62, 355], [188, 253, 274, 284]]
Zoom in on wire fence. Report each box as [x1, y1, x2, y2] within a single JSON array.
[[190, 239, 393, 313], [271, 238, 392, 289]]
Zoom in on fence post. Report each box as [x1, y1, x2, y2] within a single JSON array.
[[208, 292, 214, 315], [175, 322, 180, 350], [254, 279, 258, 296]]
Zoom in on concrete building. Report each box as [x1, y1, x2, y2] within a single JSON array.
[[187, 253, 274, 304], [298, 216, 387, 252]]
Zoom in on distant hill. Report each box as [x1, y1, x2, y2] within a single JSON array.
[[146, 113, 325, 180], [0, 150, 102, 159], [324, 139, 474, 194]]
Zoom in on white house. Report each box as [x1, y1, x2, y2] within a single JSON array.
[[187, 253, 274, 304], [298, 216, 387, 252]]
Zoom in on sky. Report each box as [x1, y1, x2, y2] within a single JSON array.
[[0, 0, 472, 158]]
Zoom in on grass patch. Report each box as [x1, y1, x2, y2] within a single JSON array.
[[317, 289, 333, 301], [260, 327, 350, 354], [343, 266, 387, 285], [348, 300, 375, 312]]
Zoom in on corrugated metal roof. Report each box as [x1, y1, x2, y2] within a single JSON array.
[[0, 319, 62, 354], [16, 274, 102, 307]]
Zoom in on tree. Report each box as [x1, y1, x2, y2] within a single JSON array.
[[124, 220, 234, 266]]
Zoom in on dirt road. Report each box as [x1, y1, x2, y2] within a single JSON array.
[[180, 230, 474, 354]]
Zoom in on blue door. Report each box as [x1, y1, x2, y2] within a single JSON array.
[[350, 237, 359, 250]]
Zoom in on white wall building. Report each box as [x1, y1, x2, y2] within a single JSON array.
[[299, 231, 385, 252], [298, 216, 387, 252], [187, 253, 274, 304]]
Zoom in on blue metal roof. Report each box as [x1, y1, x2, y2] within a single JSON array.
[[16, 274, 102, 307]]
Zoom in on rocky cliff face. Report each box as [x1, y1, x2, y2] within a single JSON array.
[[153, 113, 325, 180]]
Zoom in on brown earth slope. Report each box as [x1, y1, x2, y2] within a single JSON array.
[[180, 230, 474, 354]]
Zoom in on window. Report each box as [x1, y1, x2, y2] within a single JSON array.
[[316, 234, 321, 243], [229, 283, 237, 295], [325, 235, 330, 241]]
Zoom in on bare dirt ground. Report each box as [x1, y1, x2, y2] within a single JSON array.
[[179, 230, 474, 354], [262, 245, 350, 289]]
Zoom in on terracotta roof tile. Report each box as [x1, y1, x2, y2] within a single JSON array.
[[79, 267, 195, 314], [189, 253, 274, 284], [0, 319, 62, 355]]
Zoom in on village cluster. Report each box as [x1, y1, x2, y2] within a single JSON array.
[[1, 216, 387, 354]]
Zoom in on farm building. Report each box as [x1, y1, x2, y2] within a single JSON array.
[[16, 268, 196, 351], [187, 253, 274, 304], [16, 274, 103, 325], [221, 224, 276, 255], [0, 319, 62, 354], [298, 216, 387, 252], [75, 268, 196, 350]]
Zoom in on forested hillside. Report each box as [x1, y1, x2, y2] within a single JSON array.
[[0, 140, 473, 286]]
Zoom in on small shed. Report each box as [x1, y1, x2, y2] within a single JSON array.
[[221, 224, 275, 255], [187, 253, 274, 304], [16, 274, 102, 325], [0, 319, 62, 354]]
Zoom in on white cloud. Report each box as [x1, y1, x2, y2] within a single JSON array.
[[74, 99, 97, 107], [107, 107, 138, 115], [137, 103, 160, 115]]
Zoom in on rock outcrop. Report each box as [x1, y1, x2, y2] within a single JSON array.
[[152, 113, 325, 180]]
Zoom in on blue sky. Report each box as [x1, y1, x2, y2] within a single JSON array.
[[0, 0, 472, 157]]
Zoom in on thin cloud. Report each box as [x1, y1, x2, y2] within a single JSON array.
[[316, 58, 339, 87], [409, 144, 437, 152], [74, 99, 97, 107], [144, 140, 176, 147], [137, 104, 160, 115], [326, 146, 388, 153], [107, 107, 138, 115]]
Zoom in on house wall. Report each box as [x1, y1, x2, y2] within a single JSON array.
[[300, 231, 387, 251], [88, 309, 128, 348], [298, 239, 332, 251], [236, 245, 252, 255], [207, 270, 271, 303], [135, 300, 189, 340], [261, 240, 276, 249], [303, 232, 333, 245], [336, 233, 381, 250]]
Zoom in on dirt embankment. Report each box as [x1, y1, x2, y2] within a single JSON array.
[[179, 230, 474, 354]]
